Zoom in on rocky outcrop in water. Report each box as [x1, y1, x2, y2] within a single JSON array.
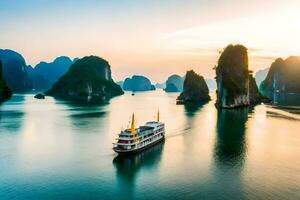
[[34, 93, 45, 99], [177, 70, 210, 103], [46, 56, 123, 102], [260, 57, 300, 102], [215, 44, 264, 108], [0, 49, 32, 92], [28, 56, 74, 91], [123, 75, 155, 91], [0, 60, 12, 102], [215, 45, 249, 108], [164, 74, 184, 92]]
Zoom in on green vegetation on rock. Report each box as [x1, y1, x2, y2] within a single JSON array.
[[177, 70, 210, 103], [215, 44, 265, 108], [46, 56, 123, 102], [215, 44, 249, 108]]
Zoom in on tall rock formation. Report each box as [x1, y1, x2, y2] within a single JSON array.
[[0, 60, 12, 102], [123, 75, 155, 91], [0, 49, 32, 92], [177, 70, 210, 103], [164, 74, 184, 92], [216, 45, 250, 108], [260, 56, 300, 101], [215, 44, 264, 108], [46, 56, 123, 102]]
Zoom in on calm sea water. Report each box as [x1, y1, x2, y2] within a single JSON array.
[[0, 91, 299, 200]]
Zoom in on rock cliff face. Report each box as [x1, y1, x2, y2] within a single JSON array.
[[0, 61, 12, 102], [28, 56, 73, 90], [164, 74, 184, 92], [123, 75, 155, 91], [177, 70, 210, 103], [249, 75, 265, 105], [215, 44, 264, 108], [46, 56, 123, 102], [215, 45, 250, 108], [260, 56, 300, 101], [0, 49, 32, 92]]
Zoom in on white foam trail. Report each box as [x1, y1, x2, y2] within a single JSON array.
[[266, 106, 300, 120], [165, 127, 190, 139]]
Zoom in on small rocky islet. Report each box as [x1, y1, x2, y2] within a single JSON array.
[[177, 70, 210, 104], [122, 75, 155, 92]]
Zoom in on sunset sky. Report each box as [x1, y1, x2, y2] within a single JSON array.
[[1, 0, 300, 82]]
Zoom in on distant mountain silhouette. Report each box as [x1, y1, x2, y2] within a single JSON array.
[[164, 74, 184, 92], [155, 82, 165, 89], [123, 75, 155, 91], [28, 56, 74, 91], [0, 49, 32, 92], [205, 79, 217, 91], [255, 68, 269, 86]]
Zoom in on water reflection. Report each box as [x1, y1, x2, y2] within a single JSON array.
[[210, 108, 249, 199], [214, 108, 248, 166], [0, 95, 25, 132], [113, 141, 164, 199], [273, 93, 300, 106], [183, 102, 207, 117], [59, 101, 109, 128]]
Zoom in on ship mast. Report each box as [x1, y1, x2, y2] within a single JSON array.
[[130, 113, 135, 133], [130, 113, 138, 143]]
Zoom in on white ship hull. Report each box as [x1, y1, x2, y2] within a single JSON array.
[[113, 119, 165, 155]]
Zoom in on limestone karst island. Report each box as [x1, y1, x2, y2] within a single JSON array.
[[0, 1, 299, 200]]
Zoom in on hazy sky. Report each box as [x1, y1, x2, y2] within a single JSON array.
[[1, 0, 300, 82]]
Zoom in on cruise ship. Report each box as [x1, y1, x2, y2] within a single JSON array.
[[113, 111, 165, 155]]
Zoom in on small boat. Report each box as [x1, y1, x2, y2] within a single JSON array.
[[113, 110, 165, 155]]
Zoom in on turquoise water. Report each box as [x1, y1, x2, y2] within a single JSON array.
[[0, 91, 299, 200]]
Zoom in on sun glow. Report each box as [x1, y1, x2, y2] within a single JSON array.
[[161, 3, 300, 72]]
